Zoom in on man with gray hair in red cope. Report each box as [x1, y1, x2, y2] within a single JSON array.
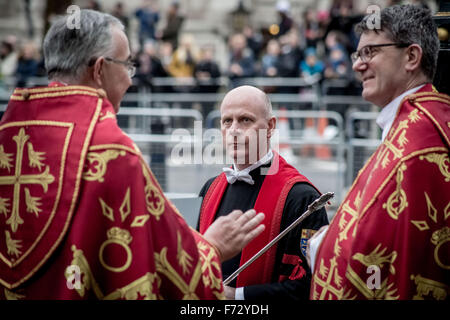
[[0, 9, 265, 300]]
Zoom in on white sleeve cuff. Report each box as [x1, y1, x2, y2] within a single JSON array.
[[235, 287, 245, 300], [310, 225, 329, 274]]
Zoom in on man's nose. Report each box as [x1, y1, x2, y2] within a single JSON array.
[[352, 58, 366, 72], [228, 121, 241, 134]]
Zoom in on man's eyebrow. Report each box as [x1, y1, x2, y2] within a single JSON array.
[[239, 112, 256, 118]]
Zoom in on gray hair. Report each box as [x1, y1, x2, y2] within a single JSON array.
[[44, 9, 124, 81], [355, 4, 439, 81]]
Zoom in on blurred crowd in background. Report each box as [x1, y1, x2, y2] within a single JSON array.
[[0, 0, 433, 95]]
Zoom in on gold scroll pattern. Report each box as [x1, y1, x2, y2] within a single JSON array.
[[82, 150, 126, 183], [419, 153, 450, 182], [0, 128, 55, 234], [141, 162, 165, 220], [382, 163, 408, 220]]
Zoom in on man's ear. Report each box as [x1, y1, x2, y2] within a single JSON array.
[[267, 117, 276, 139], [92, 57, 105, 87], [405, 44, 423, 73]]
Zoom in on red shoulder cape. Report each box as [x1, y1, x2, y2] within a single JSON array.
[[199, 151, 319, 286]]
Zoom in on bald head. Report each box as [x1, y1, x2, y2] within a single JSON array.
[[220, 85, 273, 120], [220, 85, 276, 170]]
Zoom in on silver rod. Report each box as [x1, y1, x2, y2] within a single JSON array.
[[223, 192, 334, 286]]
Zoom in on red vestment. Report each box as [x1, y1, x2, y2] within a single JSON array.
[[0, 84, 224, 299], [199, 152, 318, 286], [311, 84, 450, 300]]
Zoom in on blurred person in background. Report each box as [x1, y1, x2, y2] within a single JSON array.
[[135, 0, 159, 48], [111, 2, 130, 36], [194, 45, 222, 120], [323, 31, 352, 81], [275, 0, 294, 38], [261, 39, 281, 78], [157, 1, 184, 50], [135, 40, 168, 91], [167, 33, 198, 78], [15, 41, 39, 87], [300, 47, 324, 78], [227, 33, 255, 88], [0, 37, 18, 81]]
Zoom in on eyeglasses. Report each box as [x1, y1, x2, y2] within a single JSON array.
[[104, 57, 136, 78], [351, 43, 410, 64]]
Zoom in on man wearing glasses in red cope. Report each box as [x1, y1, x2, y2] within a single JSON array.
[[0, 9, 265, 300], [309, 4, 450, 300]]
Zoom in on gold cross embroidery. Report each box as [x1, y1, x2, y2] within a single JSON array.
[[338, 200, 359, 242], [313, 256, 344, 300], [0, 128, 55, 232], [375, 120, 409, 170], [197, 241, 221, 290]]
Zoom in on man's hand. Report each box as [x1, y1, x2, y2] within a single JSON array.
[[203, 209, 265, 262], [224, 286, 236, 300]]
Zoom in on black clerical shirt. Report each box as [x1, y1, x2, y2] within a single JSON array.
[[198, 165, 329, 300]]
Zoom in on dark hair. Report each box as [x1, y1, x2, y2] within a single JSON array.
[[355, 4, 439, 80]]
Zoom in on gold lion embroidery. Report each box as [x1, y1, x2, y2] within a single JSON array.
[[352, 244, 397, 275]]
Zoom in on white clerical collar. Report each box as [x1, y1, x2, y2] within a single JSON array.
[[223, 150, 274, 185], [376, 84, 424, 141]]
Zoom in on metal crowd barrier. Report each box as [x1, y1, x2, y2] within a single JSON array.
[[346, 111, 381, 186], [0, 76, 378, 205], [127, 108, 346, 203], [117, 106, 203, 134]]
